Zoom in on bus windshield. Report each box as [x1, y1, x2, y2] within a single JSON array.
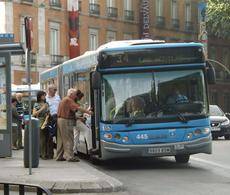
[[101, 69, 208, 123]]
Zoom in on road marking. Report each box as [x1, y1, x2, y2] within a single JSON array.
[[191, 156, 230, 170]]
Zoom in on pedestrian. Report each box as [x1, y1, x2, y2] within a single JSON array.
[[56, 88, 92, 162], [11, 97, 21, 150], [15, 93, 24, 149], [46, 84, 61, 146], [73, 90, 93, 155], [32, 90, 53, 159]]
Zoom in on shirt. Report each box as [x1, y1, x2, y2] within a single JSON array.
[[46, 94, 61, 115], [57, 97, 80, 119]]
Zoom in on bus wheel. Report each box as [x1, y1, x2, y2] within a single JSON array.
[[224, 135, 230, 140], [175, 154, 190, 163]]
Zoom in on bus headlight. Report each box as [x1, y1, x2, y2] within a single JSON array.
[[104, 133, 112, 139], [122, 136, 129, 143], [193, 129, 202, 136], [187, 133, 193, 139]]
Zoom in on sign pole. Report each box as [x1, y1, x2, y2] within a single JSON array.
[[24, 17, 33, 175]]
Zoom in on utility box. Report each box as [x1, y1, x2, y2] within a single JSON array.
[[24, 117, 40, 168]]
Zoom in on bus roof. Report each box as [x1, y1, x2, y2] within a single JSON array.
[[61, 50, 98, 74], [99, 42, 203, 52], [40, 65, 59, 81]]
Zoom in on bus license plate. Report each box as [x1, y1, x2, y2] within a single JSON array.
[[148, 147, 171, 154]]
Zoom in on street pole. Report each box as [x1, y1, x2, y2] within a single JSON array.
[[24, 16, 33, 175], [26, 48, 32, 175]]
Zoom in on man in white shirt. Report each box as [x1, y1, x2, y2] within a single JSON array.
[[46, 84, 61, 116], [46, 84, 61, 145]]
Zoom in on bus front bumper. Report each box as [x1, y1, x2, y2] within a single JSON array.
[[100, 135, 212, 160]]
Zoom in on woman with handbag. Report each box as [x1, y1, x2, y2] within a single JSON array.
[[32, 90, 53, 159]]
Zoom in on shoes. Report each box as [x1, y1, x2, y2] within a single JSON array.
[[67, 157, 80, 162], [56, 157, 66, 161], [12, 146, 18, 150]]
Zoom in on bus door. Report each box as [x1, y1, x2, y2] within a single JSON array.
[[90, 72, 100, 151]]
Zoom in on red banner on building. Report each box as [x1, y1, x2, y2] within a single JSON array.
[[68, 0, 80, 59]]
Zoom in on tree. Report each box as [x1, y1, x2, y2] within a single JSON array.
[[207, 0, 230, 39]]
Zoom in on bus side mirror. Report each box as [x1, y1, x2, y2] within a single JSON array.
[[206, 61, 216, 84], [92, 71, 101, 90]]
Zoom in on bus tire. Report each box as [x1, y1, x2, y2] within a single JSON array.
[[175, 154, 190, 163]]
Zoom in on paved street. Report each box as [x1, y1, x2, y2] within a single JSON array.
[[1, 138, 230, 195], [88, 138, 230, 195]]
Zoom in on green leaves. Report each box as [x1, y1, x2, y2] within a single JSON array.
[[207, 0, 230, 39]]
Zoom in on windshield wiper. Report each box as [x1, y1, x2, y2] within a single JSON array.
[[177, 113, 188, 123]]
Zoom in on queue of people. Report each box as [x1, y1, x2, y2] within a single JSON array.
[[11, 85, 92, 163]]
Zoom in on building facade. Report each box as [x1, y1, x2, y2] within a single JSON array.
[[0, 0, 229, 111]]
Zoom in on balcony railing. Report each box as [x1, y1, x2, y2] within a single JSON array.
[[107, 7, 118, 18], [50, 55, 64, 66], [49, 0, 61, 8], [21, 0, 33, 4], [155, 16, 165, 28], [89, 3, 100, 15], [21, 52, 36, 65], [124, 10, 134, 21], [185, 21, 193, 31], [172, 18, 180, 29]]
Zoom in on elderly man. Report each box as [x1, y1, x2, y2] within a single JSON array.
[[56, 88, 92, 162]]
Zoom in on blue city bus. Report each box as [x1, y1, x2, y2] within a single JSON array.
[[40, 40, 215, 163]]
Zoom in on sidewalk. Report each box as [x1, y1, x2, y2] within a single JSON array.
[[0, 150, 124, 194]]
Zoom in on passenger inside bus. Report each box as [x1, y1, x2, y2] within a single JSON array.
[[127, 96, 146, 118], [166, 87, 189, 105]]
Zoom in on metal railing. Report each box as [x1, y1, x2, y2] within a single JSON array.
[[185, 21, 193, 31], [172, 18, 180, 29], [155, 16, 165, 28], [21, 0, 33, 3], [89, 3, 100, 15], [0, 182, 52, 195], [50, 54, 64, 66], [49, 0, 61, 8], [107, 7, 118, 18], [124, 10, 134, 21]]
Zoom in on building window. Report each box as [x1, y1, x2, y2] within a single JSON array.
[[89, 28, 98, 51], [106, 31, 116, 42], [49, 22, 60, 55], [107, 0, 117, 18], [156, 0, 163, 17], [123, 33, 133, 40], [171, 0, 179, 29], [185, 1, 193, 31], [89, 0, 100, 15], [20, 17, 26, 44], [50, 0, 61, 8], [124, 0, 134, 21], [49, 22, 63, 66]]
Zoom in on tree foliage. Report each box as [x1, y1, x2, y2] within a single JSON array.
[[207, 0, 230, 39]]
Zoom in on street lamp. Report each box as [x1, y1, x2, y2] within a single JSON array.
[[207, 59, 230, 75]]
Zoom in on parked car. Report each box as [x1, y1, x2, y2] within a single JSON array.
[[209, 105, 230, 140]]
